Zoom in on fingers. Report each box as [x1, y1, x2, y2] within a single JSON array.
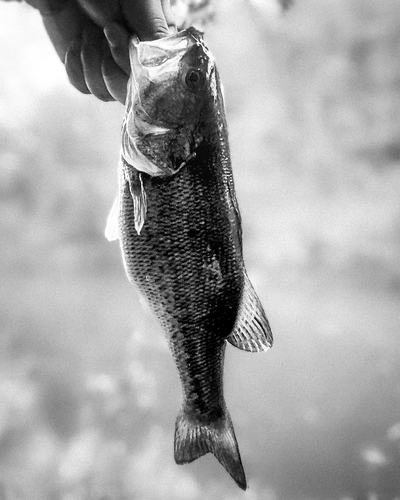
[[65, 23, 130, 104], [76, 0, 121, 28], [77, 0, 177, 38], [65, 38, 91, 95], [121, 0, 172, 40], [104, 23, 131, 75], [102, 53, 129, 104], [161, 0, 177, 32], [63, 0, 177, 102], [81, 25, 115, 102], [25, 0, 69, 16]]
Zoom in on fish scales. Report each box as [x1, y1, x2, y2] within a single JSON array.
[[106, 27, 273, 491], [120, 144, 242, 410]]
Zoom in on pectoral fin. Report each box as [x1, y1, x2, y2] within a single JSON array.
[[126, 169, 147, 235], [227, 272, 273, 352]]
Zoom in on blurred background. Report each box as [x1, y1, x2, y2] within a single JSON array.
[[1, 0, 400, 498]]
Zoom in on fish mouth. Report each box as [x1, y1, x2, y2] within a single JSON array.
[[128, 27, 210, 85], [134, 26, 204, 46], [121, 27, 214, 178]]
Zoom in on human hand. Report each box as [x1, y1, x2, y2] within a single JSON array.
[[65, 22, 131, 103], [66, 0, 176, 103], [77, 0, 176, 41], [30, 0, 176, 103]]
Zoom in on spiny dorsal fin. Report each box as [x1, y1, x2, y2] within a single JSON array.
[[227, 272, 273, 352]]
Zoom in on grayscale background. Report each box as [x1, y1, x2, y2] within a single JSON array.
[[1, 0, 399, 498]]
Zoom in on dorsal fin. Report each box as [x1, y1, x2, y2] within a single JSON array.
[[227, 272, 273, 352]]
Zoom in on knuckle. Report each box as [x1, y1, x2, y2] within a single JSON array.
[[141, 17, 170, 40], [152, 18, 170, 38], [154, 26, 170, 38], [65, 44, 91, 94], [101, 55, 118, 77]]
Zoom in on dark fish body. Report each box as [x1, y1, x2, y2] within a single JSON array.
[[107, 28, 272, 490]]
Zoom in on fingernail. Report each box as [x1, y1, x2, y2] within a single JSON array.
[[168, 24, 177, 34]]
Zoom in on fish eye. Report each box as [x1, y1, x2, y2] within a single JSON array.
[[185, 68, 204, 89]]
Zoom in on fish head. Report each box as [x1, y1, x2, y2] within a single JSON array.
[[135, 29, 213, 125], [122, 28, 220, 176]]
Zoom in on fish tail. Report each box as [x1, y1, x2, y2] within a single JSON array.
[[174, 408, 247, 490]]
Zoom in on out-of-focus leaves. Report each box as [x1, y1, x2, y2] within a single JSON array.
[[1, 1, 400, 499]]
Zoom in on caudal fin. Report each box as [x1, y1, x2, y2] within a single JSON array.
[[174, 409, 247, 490]]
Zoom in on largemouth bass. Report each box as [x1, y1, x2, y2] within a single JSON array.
[[106, 27, 273, 490]]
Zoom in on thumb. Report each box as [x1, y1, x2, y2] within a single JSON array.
[[121, 0, 172, 41], [76, 0, 122, 27], [25, 0, 68, 15]]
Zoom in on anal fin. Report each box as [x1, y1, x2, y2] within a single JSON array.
[[227, 271, 273, 352]]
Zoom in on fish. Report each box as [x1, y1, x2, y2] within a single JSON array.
[[106, 27, 273, 490]]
